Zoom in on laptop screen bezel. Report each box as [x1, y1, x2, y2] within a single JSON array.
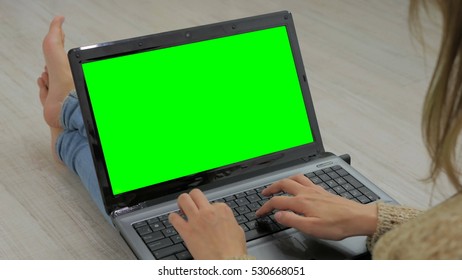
[[68, 11, 325, 215]]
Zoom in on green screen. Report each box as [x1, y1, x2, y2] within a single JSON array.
[[82, 26, 313, 195]]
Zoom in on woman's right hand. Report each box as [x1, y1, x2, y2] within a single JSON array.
[[256, 174, 378, 240]]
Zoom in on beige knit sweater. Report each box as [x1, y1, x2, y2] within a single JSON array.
[[367, 192, 462, 259]]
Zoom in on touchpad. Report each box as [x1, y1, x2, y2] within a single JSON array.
[[248, 235, 311, 260], [247, 233, 349, 260]]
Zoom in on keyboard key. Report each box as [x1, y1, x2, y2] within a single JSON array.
[[349, 189, 362, 198], [340, 192, 354, 200], [162, 228, 177, 237], [133, 221, 147, 228], [142, 231, 164, 243], [322, 167, 333, 173], [319, 174, 331, 181], [224, 195, 235, 201], [318, 182, 330, 190], [245, 220, 258, 230], [240, 224, 249, 232], [327, 171, 340, 179], [236, 206, 250, 215], [257, 193, 267, 199], [163, 220, 172, 228], [335, 168, 349, 177], [136, 226, 152, 236], [245, 189, 257, 195], [255, 186, 266, 192], [226, 201, 238, 208], [158, 214, 169, 221], [171, 235, 183, 244], [314, 170, 324, 176], [148, 238, 173, 252], [245, 212, 257, 221], [341, 183, 355, 191], [365, 192, 380, 201], [256, 219, 280, 232], [327, 189, 337, 195], [153, 243, 186, 259], [235, 215, 248, 224], [176, 251, 193, 260], [247, 194, 261, 203], [326, 180, 338, 188], [331, 165, 342, 170], [147, 217, 159, 224], [235, 192, 246, 198], [344, 175, 363, 188], [334, 177, 347, 185], [357, 195, 371, 204], [258, 198, 269, 206], [247, 202, 260, 211], [309, 176, 322, 184], [304, 172, 315, 178], [150, 222, 165, 232], [160, 254, 177, 260], [333, 186, 346, 194], [235, 198, 250, 206]]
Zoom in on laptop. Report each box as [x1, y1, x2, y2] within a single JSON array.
[[68, 11, 397, 260]]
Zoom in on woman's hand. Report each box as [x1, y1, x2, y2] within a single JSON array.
[[169, 189, 247, 259], [256, 174, 378, 240]]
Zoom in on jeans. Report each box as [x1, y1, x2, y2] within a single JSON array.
[[55, 90, 111, 224]]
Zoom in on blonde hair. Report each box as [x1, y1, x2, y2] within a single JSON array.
[[409, 0, 462, 191]]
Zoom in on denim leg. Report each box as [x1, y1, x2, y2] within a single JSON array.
[[60, 90, 87, 138], [56, 90, 111, 224]]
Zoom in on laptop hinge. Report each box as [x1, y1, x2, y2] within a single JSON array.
[[302, 151, 333, 162]]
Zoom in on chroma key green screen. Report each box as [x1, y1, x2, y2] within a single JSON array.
[[82, 26, 313, 195]]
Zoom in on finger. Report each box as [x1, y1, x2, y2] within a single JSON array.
[[188, 188, 211, 210], [273, 211, 319, 235], [288, 174, 325, 191], [288, 174, 313, 186], [256, 195, 304, 217], [262, 178, 305, 196], [177, 193, 199, 217], [213, 202, 236, 219], [168, 212, 188, 234]]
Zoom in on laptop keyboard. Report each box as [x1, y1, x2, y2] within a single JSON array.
[[132, 165, 380, 259]]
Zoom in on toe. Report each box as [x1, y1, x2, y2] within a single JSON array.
[[42, 16, 68, 67], [38, 77, 48, 107], [43, 16, 65, 49], [41, 71, 49, 89]]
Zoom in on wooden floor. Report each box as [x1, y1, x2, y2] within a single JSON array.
[[0, 0, 452, 259]]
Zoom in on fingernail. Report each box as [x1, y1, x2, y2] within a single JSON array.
[[274, 211, 282, 221]]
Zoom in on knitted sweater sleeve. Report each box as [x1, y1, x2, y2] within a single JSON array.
[[366, 202, 422, 252]]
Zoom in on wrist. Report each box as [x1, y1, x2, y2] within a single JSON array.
[[358, 203, 378, 236]]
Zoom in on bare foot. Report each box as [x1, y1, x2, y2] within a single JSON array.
[[39, 16, 74, 162], [38, 67, 64, 162], [41, 16, 75, 128]]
